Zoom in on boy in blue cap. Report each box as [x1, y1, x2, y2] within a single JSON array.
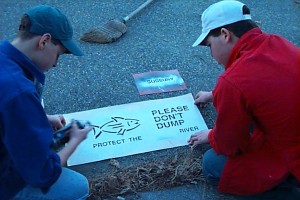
[[0, 5, 93, 199]]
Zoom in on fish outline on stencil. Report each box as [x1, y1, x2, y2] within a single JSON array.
[[94, 117, 140, 139]]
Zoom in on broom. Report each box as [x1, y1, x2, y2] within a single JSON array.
[[80, 0, 154, 44]]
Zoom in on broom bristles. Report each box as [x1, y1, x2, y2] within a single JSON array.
[[80, 19, 127, 44]]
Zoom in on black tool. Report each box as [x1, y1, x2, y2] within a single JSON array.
[[51, 120, 90, 150]]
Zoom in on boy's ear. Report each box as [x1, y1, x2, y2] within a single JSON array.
[[220, 28, 232, 43], [38, 33, 51, 50]]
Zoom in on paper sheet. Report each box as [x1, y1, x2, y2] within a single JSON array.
[[65, 93, 207, 166]]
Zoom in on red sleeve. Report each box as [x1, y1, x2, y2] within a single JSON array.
[[208, 129, 217, 149], [210, 77, 252, 156]]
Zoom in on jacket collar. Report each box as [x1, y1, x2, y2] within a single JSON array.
[[226, 28, 263, 69], [0, 40, 45, 85]]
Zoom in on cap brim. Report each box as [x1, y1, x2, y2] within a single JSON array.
[[61, 39, 84, 56], [192, 31, 209, 47]]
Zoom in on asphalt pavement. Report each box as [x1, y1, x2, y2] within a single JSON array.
[[1, 0, 299, 199]]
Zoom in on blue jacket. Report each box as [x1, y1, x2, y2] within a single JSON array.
[[0, 40, 61, 199]]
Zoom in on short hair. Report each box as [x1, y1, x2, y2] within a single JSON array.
[[204, 5, 258, 44], [17, 14, 62, 46], [18, 14, 37, 40]]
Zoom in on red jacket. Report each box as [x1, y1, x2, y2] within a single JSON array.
[[208, 28, 300, 195]]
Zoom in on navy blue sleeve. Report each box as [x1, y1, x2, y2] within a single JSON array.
[[2, 91, 61, 189]]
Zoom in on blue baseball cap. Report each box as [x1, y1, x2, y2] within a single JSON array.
[[26, 5, 83, 56]]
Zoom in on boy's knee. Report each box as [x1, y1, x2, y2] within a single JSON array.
[[59, 168, 89, 199], [70, 171, 89, 198], [202, 149, 227, 178], [202, 149, 216, 177]]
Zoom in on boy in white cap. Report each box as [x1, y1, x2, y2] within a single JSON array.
[[0, 5, 93, 199], [188, 0, 300, 198]]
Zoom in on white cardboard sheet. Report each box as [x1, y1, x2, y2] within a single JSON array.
[[65, 93, 208, 166]]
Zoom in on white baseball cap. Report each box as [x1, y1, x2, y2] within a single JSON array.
[[192, 0, 252, 47]]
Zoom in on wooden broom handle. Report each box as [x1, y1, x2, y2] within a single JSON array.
[[123, 0, 154, 22]]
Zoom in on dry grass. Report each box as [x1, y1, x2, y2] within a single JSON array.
[[87, 151, 204, 199]]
